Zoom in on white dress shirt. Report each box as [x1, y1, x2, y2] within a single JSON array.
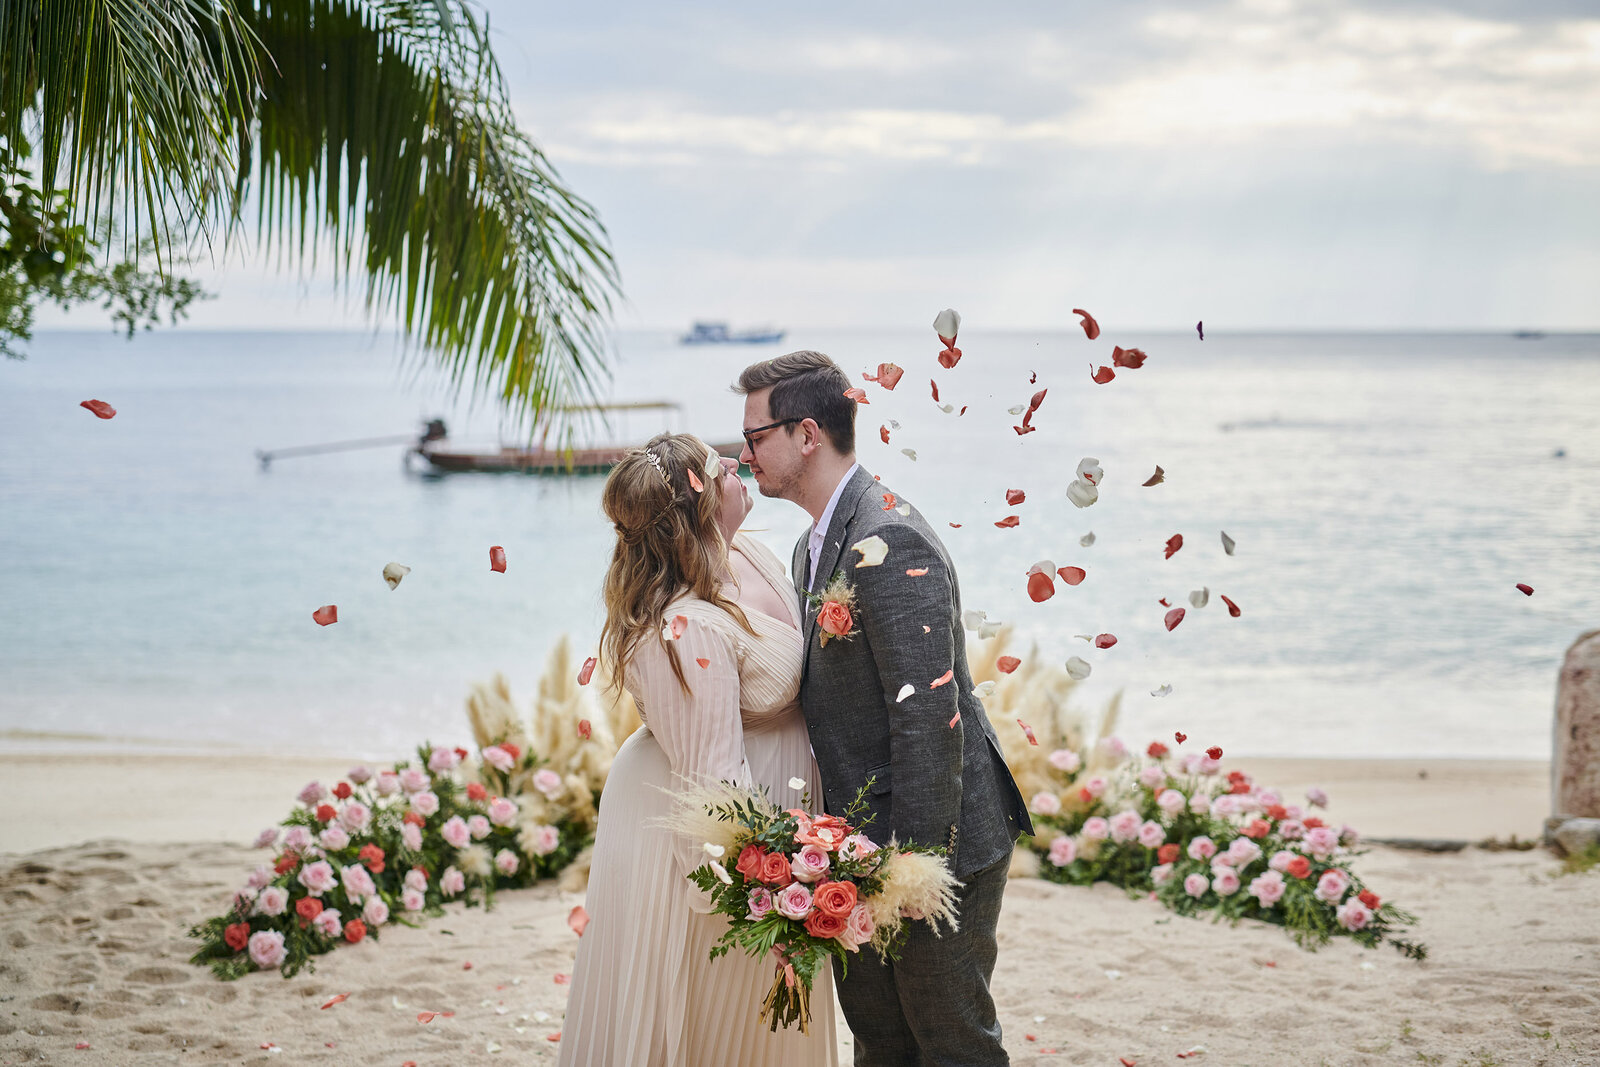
[[808, 463, 860, 592]]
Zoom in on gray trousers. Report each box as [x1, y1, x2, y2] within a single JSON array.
[[834, 855, 1009, 1066]]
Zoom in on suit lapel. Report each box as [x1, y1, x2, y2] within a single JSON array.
[[802, 466, 875, 675]]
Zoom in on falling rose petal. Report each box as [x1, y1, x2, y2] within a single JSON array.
[[1025, 388, 1047, 420], [578, 719, 592, 739], [1197, 320, 1204, 340], [553, 973, 571, 985], [880, 425, 890, 444], [1516, 583, 1534, 596], [1164, 607, 1186, 631], [906, 567, 930, 576], [896, 684, 915, 702], [933, 308, 962, 346], [1142, 465, 1165, 486], [1080, 531, 1096, 547], [1005, 488, 1026, 505], [1152, 684, 1172, 697], [930, 379, 940, 402], [1111, 346, 1148, 369], [948, 710, 961, 728], [1008, 404, 1025, 415], [1164, 534, 1183, 560], [843, 387, 870, 405], [864, 362, 905, 389], [568, 905, 589, 936], [577, 657, 597, 685], [1206, 745, 1223, 759], [669, 615, 689, 640], [1073, 633, 1094, 642], [890, 419, 901, 430], [1159, 598, 1171, 607], [895, 503, 912, 516], [1221, 530, 1237, 556], [1189, 587, 1209, 609], [490, 545, 507, 572], [938, 403, 955, 414], [687, 469, 704, 493], [382, 562, 411, 589], [1121, 1059, 1138, 1067], [1174, 731, 1187, 744], [958, 405, 967, 416], [1091, 364, 1115, 384], [901, 448, 918, 461], [1076, 457, 1103, 485], [1072, 308, 1101, 340], [881, 492, 897, 511], [973, 680, 996, 698], [547, 1033, 562, 1043], [695, 657, 710, 669], [995, 515, 1020, 528], [997, 655, 1021, 674], [313, 604, 338, 626], [948, 522, 963, 528], [1064, 656, 1092, 680], [852, 534, 889, 567], [80, 399, 117, 419], [417, 1011, 456, 1023], [1221, 594, 1242, 617], [1065, 479, 1098, 508], [1058, 566, 1086, 586], [1017, 719, 1039, 745], [1094, 633, 1117, 649], [75, 1043, 92, 1050], [321, 993, 351, 1010], [938, 346, 962, 369], [979, 618, 1004, 638], [1026, 569, 1056, 603], [1013, 424, 1037, 436], [930, 669, 954, 689]]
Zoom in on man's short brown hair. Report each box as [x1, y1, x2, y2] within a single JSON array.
[[734, 350, 856, 455]]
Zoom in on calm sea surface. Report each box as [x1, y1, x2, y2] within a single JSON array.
[[2, 328, 1597, 759]]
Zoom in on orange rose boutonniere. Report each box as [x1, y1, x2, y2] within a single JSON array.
[[808, 574, 858, 648]]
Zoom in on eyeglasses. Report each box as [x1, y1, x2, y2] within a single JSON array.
[[741, 417, 800, 451]]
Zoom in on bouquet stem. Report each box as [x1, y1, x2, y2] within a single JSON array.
[[759, 961, 810, 1034]]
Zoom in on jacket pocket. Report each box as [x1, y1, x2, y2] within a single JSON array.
[[864, 762, 892, 795]]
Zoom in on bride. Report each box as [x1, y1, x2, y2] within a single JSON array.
[[557, 433, 838, 1066]]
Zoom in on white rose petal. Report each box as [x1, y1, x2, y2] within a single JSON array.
[[1221, 531, 1236, 556], [901, 448, 917, 461], [896, 503, 912, 516], [788, 777, 807, 790], [978, 619, 1004, 640], [1007, 405, 1025, 415], [710, 860, 733, 885], [1066, 479, 1099, 508], [938, 403, 954, 414], [889, 419, 901, 429], [852, 535, 888, 568], [702, 842, 726, 859], [972, 680, 996, 698], [487, 1040, 503, 1054], [932, 308, 961, 343], [1104, 969, 1122, 980], [382, 562, 411, 589], [1065, 656, 1092, 680], [704, 446, 723, 479], [1151, 684, 1173, 697], [1076, 458, 1103, 485], [1189, 587, 1210, 609], [896, 684, 915, 702], [1080, 531, 1096, 547], [962, 609, 987, 632]]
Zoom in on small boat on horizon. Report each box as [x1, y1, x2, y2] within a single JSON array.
[[1512, 330, 1545, 340], [679, 321, 786, 345]]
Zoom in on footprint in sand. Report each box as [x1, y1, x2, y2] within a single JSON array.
[[123, 966, 190, 985]]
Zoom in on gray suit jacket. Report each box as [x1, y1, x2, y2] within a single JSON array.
[[794, 466, 1032, 879]]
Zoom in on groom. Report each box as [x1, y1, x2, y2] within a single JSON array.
[[735, 350, 1032, 1065]]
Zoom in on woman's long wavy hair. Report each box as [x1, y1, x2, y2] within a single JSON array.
[[600, 433, 754, 695]]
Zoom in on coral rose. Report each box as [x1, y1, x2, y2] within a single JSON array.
[[359, 843, 386, 874], [736, 845, 767, 881], [796, 814, 851, 851], [759, 851, 794, 887], [224, 922, 251, 952], [813, 880, 858, 919], [1157, 844, 1180, 866], [1241, 819, 1271, 839], [466, 782, 488, 802], [315, 803, 337, 823], [332, 782, 352, 800], [343, 918, 367, 943], [1286, 856, 1311, 880], [805, 909, 849, 940], [1147, 740, 1170, 759], [296, 896, 324, 921], [817, 599, 853, 638], [1358, 889, 1380, 910]]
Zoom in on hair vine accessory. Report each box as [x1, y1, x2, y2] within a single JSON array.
[[642, 446, 672, 488]]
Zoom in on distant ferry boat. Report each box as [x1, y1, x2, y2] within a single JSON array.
[[679, 321, 786, 345]]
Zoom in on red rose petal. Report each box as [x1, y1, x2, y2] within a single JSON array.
[[79, 399, 116, 419], [1164, 534, 1183, 559], [688, 469, 704, 493], [948, 710, 961, 728], [417, 1010, 457, 1023], [930, 379, 940, 402], [995, 516, 1020, 528], [568, 904, 590, 936], [1516, 583, 1534, 596], [948, 522, 963, 528], [553, 973, 571, 985], [695, 657, 710, 669], [1072, 308, 1101, 340], [1013, 424, 1037, 435], [547, 1032, 562, 1042], [864, 362, 904, 389], [1159, 597, 1171, 607], [312, 604, 338, 626], [930, 669, 954, 688], [958, 405, 967, 416], [1026, 569, 1056, 603], [882, 492, 897, 511], [577, 657, 597, 686], [577, 718, 592, 739], [997, 656, 1021, 674], [843, 387, 870, 404], [1058, 566, 1086, 586], [1174, 731, 1187, 744], [1024, 388, 1047, 424], [669, 614, 688, 639], [1094, 633, 1117, 649], [1091, 364, 1115, 384], [1121, 1059, 1138, 1066], [1005, 488, 1026, 506], [1142, 465, 1165, 486], [1017, 719, 1039, 746], [1164, 607, 1186, 631], [1207, 745, 1223, 759], [938, 346, 962, 369], [1112, 346, 1148, 369], [905, 567, 929, 576], [490, 545, 507, 572], [75, 1043, 91, 1050], [880, 425, 890, 444], [321, 993, 351, 1009], [1221, 594, 1241, 617]]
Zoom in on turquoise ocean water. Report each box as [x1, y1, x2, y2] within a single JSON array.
[[2, 328, 1596, 759]]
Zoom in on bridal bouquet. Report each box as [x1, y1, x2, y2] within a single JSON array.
[[677, 779, 959, 1033]]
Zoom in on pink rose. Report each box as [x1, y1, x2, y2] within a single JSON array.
[[404, 868, 428, 892], [790, 845, 831, 884], [1048, 749, 1081, 774], [339, 802, 371, 833], [1030, 791, 1061, 816], [746, 887, 774, 921], [255, 886, 288, 916], [839, 903, 876, 952], [1306, 787, 1329, 808], [1109, 810, 1141, 843], [341, 864, 376, 900], [246, 865, 272, 890], [1151, 863, 1175, 885], [427, 747, 460, 773], [248, 930, 287, 969], [468, 815, 491, 839], [347, 765, 374, 784], [401, 823, 423, 852], [1304, 827, 1339, 859], [1047, 836, 1076, 867], [1137, 820, 1165, 849], [1082, 776, 1108, 798], [1248, 870, 1286, 906], [1339, 824, 1360, 847], [775, 882, 814, 919], [283, 826, 313, 852], [1211, 795, 1240, 818], [1098, 736, 1128, 761], [482, 745, 515, 772], [1187, 836, 1217, 861], [318, 825, 350, 851], [401, 887, 426, 912], [533, 769, 564, 800], [440, 867, 466, 898], [442, 816, 470, 849], [410, 791, 439, 817], [1286, 804, 1305, 820], [1212, 868, 1241, 895], [1279, 819, 1306, 840], [399, 767, 430, 794], [1256, 788, 1282, 807], [1197, 756, 1221, 775], [297, 860, 338, 896], [1138, 765, 1166, 790], [488, 797, 518, 827], [1189, 793, 1212, 815], [1315, 869, 1351, 904], [495, 849, 520, 876], [526, 824, 561, 856], [297, 781, 327, 806], [1082, 817, 1110, 841], [1269, 850, 1297, 873], [1157, 789, 1187, 816], [1183, 873, 1209, 898], [1226, 838, 1262, 867], [312, 908, 342, 939], [840, 834, 880, 862], [374, 772, 400, 797], [363, 896, 390, 926], [1336, 898, 1372, 931], [253, 828, 279, 849]]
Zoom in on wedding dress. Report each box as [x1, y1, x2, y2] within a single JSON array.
[[557, 533, 838, 1067]]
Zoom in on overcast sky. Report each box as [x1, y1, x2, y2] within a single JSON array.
[[51, 0, 1600, 331]]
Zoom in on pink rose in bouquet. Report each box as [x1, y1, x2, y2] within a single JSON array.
[[1339, 824, 1360, 847], [312, 909, 342, 939], [533, 768, 564, 799], [298, 861, 338, 896], [347, 765, 374, 784], [1138, 765, 1166, 790], [442, 816, 470, 849], [1097, 736, 1128, 761], [790, 845, 831, 884], [1257, 788, 1282, 807], [399, 767, 430, 794], [318, 825, 350, 851], [482, 745, 515, 772], [1279, 818, 1306, 840], [401, 888, 425, 912], [1197, 755, 1221, 775], [363, 896, 389, 926], [839, 834, 880, 862], [1109, 810, 1141, 843], [399, 823, 422, 851], [404, 868, 428, 892], [410, 791, 440, 817], [839, 903, 876, 952], [488, 797, 518, 826], [468, 814, 491, 839], [1226, 838, 1262, 867], [1248, 870, 1286, 907], [253, 828, 279, 849], [746, 887, 775, 920], [1306, 787, 1329, 808], [339, 802, 371, 833], [495, 849, 520, 876], [1047, 748, 1081, 773], [1047, 836, 1077, 867], [247, 865, 273, 889], [1187, 835, 1217, 861], [1336, 898, 1372, 931], [1269, 850, 1296, 872], [1157, 789, 1187, 816], [1211, 795, 1242, 818], [1304, 826, 1339, 859], [427, 747, 460, 772], [1082, 776, 1108, 798], [374, 771, 400, 797], [1030, 791, 1062, 816], [1151, 863, 1175, 884], [256, 886, 288, 916], [1189, 793, 1212, 815], [1183, 873, 1209, 898], [440, 867, 466, 898], [1315, 869, 1351, 904], [248, 930, 287, 969], [774, 882, 814, 920], [1212, 868, 1242, 895], [1082, 817, 1110, 841], [341, 864, 376, 901], [283, 826, 313, 852], [297, 781, 327, 806], [1137, 820, 1166, 848], [526, 824, 561, 856]]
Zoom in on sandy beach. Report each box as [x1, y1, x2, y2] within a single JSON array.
[[3, 752, 1596, 1065]]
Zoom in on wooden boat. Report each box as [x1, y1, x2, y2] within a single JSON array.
[[411, 403, 744, 475]]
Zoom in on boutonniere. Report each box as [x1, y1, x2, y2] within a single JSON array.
[[806, 573, 858, 647]]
